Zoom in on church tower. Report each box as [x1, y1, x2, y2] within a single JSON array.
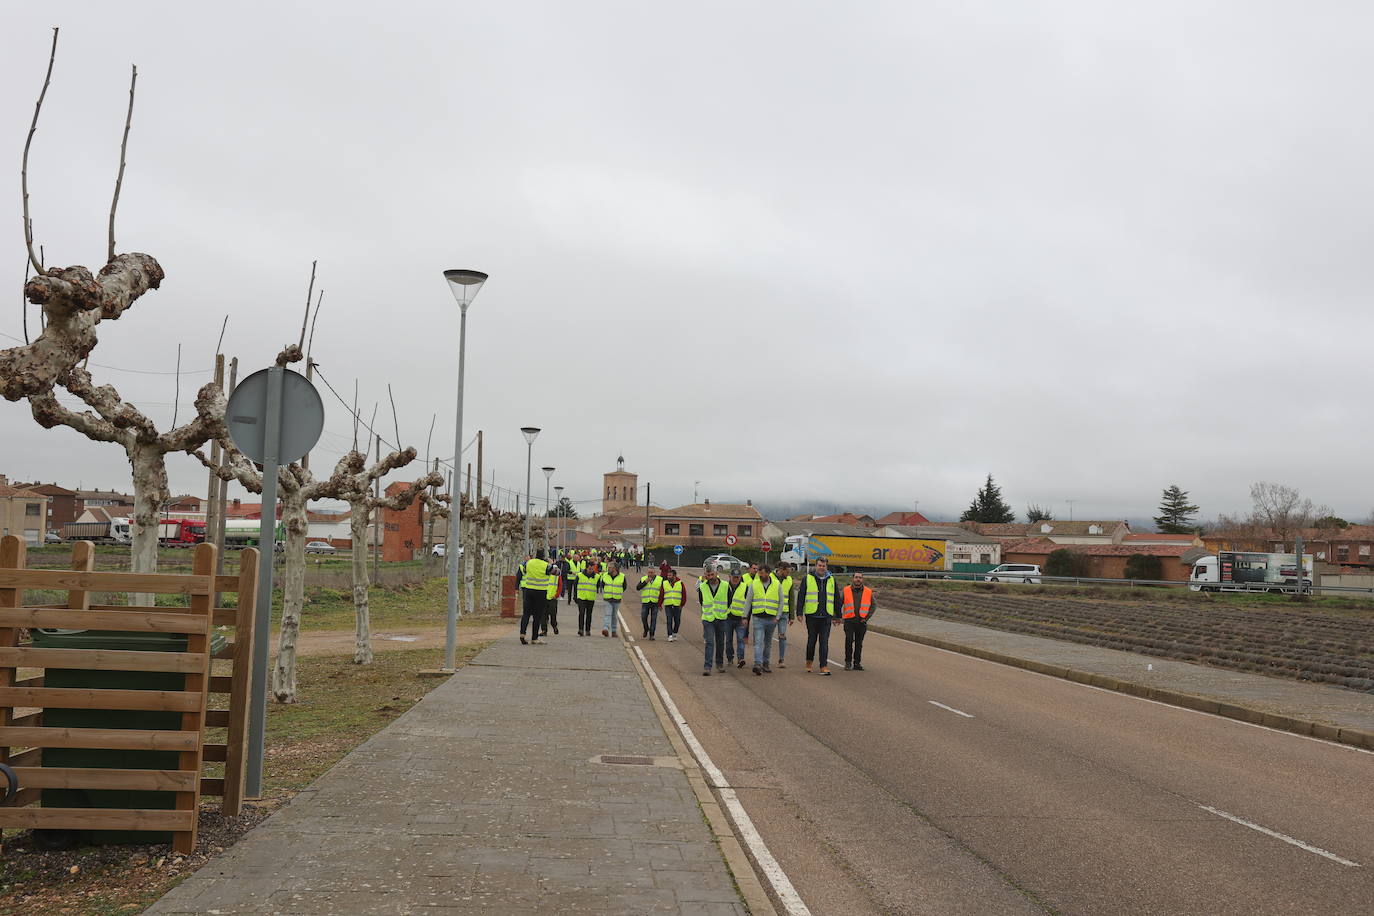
[[602, 455, 638, 516]]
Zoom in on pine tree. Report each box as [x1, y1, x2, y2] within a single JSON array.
[[960, 474, 1016, 524], [1154, 484, 1200, 533], [548, 496, 579, 519]]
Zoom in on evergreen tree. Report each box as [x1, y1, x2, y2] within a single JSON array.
[[1154, 484, 1199, 533], [547, 496, 579, 519], [1026, 504, 1052, 523], [960, 474, 1016, 524]]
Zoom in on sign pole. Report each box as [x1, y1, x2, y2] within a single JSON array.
[[245, 366, 283, 799]]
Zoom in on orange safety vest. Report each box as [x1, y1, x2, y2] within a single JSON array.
[[841, 586, 873, 619]]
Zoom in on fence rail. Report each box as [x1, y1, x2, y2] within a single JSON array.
[[0, 537, 259, 856], [864, 569, 1374, 597]]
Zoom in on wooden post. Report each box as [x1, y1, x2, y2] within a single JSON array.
[[67, 540, 93, 611], [0, 536, 24, 773], [176, 543, 216, 853], [476, 431, 483, 502], [205, 354, 225, 569], [372, 439, 381, 584], [221, 547, 258, 815]]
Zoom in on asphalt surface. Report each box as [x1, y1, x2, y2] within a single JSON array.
[[630, 574, 1374, 916]]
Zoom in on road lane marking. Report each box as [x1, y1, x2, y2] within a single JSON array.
[[871, 632, 1374, 756], [617, 610, 634, 643], [631, 644, 812, 916], [928, 700, 975, 718], [1198, 805, 1362, 867]]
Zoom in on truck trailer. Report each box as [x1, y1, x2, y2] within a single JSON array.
[[780, 533, 946, 573], [1189, 551, 1313, 593], [158, 518, 207, 546], [60, 518, 133, 543]]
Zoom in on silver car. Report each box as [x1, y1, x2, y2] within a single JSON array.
[[703, 554, 747, 575], [984, 563, 1041, 584], [305, 541, 337, 555]]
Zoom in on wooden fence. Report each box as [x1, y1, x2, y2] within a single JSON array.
[[0, 537, 258, 854]]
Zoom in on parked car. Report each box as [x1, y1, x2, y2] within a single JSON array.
[[703, 554, 747, 574], [305, 541, 337, 555], [984, 563, 1042, 584], [44, 531, 64, 544], [431, 544, 463, 558]]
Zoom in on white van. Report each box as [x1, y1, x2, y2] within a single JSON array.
[[983, 563, 1042, 584]]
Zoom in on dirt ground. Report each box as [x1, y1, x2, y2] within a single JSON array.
[[289, 618, 515, 656]]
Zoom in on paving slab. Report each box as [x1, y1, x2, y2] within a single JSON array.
[[872, 609, 1374, 745], [148, 634, 747, 915]]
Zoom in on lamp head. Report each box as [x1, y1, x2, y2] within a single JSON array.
[[443, 269, 488, 310], [521, 426, 541, 445], [542, 466, 555, 479]]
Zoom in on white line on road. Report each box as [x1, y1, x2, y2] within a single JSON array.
[[617, 610, 634, 643], [928, 700, 975, 718], [1198, 805, 1362, 867], [631, 643, 812, 916], [871, 631, 1374, 756]]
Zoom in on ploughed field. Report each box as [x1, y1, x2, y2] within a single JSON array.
[[881, 585, 1374, 693]]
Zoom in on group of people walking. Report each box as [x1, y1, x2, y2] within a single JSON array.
[[516, 550, 877, 677], [694, 557, 875, 676]]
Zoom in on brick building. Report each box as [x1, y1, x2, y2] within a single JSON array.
[[653, 501, 764, 549], [603, 455, 638, 516], [0, 475, 50, 544], [1000, 538, 1206, 582], [16, 482, 78, 532], [380, 481, 426, 562]]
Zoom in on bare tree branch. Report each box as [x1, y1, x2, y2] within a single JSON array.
[[171, 342, 181, 427], [22, 28, 58, 274], [306, 289, 323, 364], [22, 257, 31, 345], [107, 63, 137, 263], [387, 383, 401, 447], [214, 314, 228, 355], [297, 260, 316, 351]]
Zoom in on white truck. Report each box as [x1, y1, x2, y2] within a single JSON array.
[[1189, 551, 1313, 593]]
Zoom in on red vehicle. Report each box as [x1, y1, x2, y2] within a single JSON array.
[[158, 519, 207, 546]]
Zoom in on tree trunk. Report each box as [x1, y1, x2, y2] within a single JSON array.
[[462, 510, 475, 615], [271, 487, 308, 703], [127, 441, 168, 604], [350, 507, 373, 664]]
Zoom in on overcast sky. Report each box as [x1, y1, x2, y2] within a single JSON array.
[[2, 2, 1371, 526]]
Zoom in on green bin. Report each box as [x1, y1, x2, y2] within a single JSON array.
[[33, 627, 225, 846]]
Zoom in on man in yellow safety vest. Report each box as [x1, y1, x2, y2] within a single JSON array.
[[599, 561, 626, 637], [518, 550, 553, 645], [636, 568, 664, 640], [661, 569, 685, 642], [749, 565, 782, 675], [842, 572, 877, 670], [797, 557, 841, 674], [696, 567, 730, 675]]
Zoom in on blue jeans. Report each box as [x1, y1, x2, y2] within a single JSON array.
[[752, 616, 777, 666], [664, 604, 682, 636], [641, 602, 659, 637], [703, 617, 725, 671], [777, 615, 789, 660], [722, 615, 746, 660], [602, 599, 620, 634]]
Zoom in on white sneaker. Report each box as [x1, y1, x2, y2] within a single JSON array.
[[667, 634, 676, 642]]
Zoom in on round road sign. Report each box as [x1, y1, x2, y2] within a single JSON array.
[[673, 544, 684, 555], [724, 534, 738, 547], [226, 367, 324, 465], [761, 540, 772, 552]]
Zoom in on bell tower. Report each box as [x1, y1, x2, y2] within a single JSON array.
[[602, 455, 638, 516]]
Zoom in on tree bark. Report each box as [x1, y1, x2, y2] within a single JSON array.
[[271, 485, 308, 703], [350, 508, 373, 664]]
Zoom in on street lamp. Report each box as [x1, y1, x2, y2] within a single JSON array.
[[554, 485, 564, 556], [440, 268, 486, 673], [521, 427, 540, 555], [542, 466, 555, 557]]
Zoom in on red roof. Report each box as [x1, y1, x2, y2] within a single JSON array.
[[876, 511, 932, 527], [1123, 533, 1196, 542]]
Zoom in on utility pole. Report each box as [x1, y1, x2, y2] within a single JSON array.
[[644, 482, 651, 563]]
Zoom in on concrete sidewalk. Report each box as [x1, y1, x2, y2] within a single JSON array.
[[872, 610, 1374, 749], [148, 634, 750, 915]]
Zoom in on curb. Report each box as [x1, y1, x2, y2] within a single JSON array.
[[622, 637, 780, 916], [870, 624, 1374, 753]]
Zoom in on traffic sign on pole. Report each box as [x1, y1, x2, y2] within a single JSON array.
[[761, 540, 772, 553], [226, 366, 323, 800], [724, 534, 738, 547], [673, 544, 684, 556]]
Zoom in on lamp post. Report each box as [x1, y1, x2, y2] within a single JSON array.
[[521, 427, 540, 555], [554, 485, 564, 556], [440, 269, 487, 673], [542, 467, 555, 557]]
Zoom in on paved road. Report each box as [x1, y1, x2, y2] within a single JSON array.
[[631, 579, 1374, 915]]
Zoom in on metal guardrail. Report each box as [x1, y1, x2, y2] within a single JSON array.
[[859, 570, 1374, 598]]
